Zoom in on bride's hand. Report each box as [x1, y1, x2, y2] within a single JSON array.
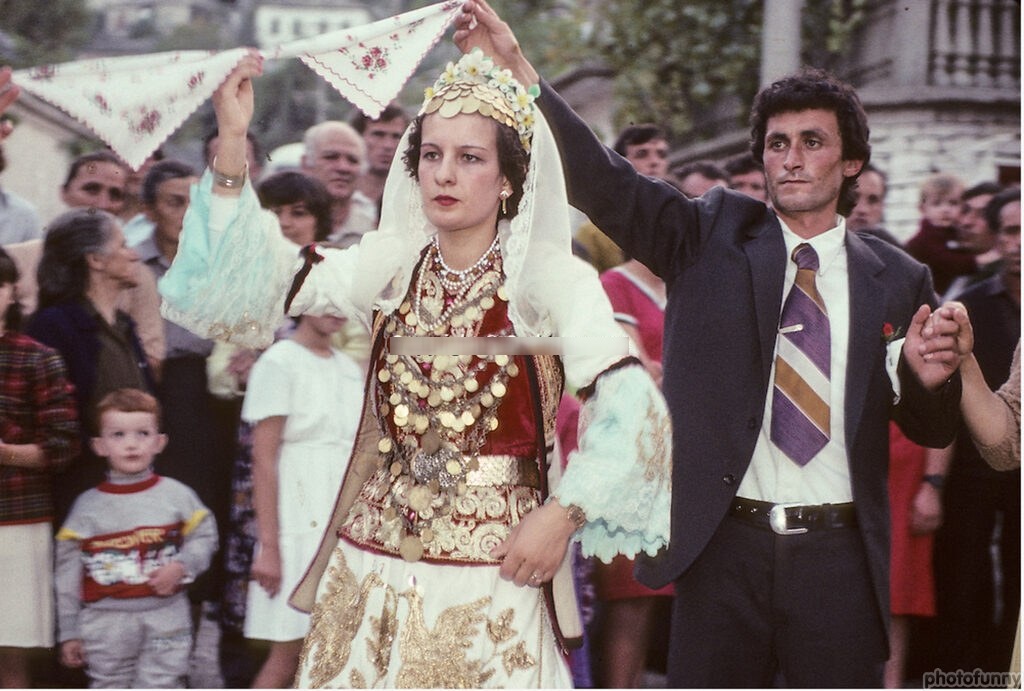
[[211, 51, 263, 137]]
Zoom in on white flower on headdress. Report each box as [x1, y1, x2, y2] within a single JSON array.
[[513, 88, 533, 112], [489, 69, 515, 91], [460, 49, 494, 81], [438, 62, 458, 86]]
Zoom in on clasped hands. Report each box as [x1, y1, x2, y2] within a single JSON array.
[[902, 301, 973, 391]]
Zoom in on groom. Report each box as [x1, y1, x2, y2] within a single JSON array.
[[454, 2, 969, 686]]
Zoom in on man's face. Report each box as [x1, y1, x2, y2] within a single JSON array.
[[847, 170, 886, 231], [62, 161, 128, 214], [303, 129, 365, 203], [625, 139, 669, 178], [730, 169, 768, 203], [147, 176, 196, 246], [957, 193, 997, 253], [762, 108, 861, 230], [996, 200, 1021, 276], [363, 117, 407, 176]]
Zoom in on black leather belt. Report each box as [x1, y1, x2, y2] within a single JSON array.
[[730, 497, 857, 535]]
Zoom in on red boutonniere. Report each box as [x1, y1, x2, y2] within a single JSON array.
[[882, 322, 903, 344]]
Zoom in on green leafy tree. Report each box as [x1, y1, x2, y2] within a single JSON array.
[[0, 0, 94, 67], [588, 0, 763, 142]]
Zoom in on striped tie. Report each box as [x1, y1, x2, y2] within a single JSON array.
[[771, 243, 831, 466]]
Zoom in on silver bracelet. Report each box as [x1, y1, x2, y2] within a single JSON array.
[[211, 156, 247, 189]]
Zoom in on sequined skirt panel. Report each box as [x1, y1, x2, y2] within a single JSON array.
[[339, 462, 541, 564], [295, 542, 572, 688]]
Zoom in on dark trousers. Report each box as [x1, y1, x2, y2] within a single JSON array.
[[668, 514, 888, 688], [933, 473, 1021, 673]]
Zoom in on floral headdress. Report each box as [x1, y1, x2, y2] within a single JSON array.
[[421, 48, 538, 151]]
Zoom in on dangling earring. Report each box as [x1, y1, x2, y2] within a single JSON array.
[[499, 190, 510, 216]]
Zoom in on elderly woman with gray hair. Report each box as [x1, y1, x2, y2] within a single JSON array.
[[26, 208, 153, 524]]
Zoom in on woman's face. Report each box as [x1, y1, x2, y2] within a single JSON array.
[[93, 223, 140, 289], [418, 112, 510, 237], [272, 201, 318, 246]]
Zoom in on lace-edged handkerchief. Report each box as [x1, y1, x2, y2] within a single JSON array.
[[12, 1, 461, 169]]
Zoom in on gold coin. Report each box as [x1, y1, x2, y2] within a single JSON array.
[[465, 306, 480, 321], [461, 410, 475, 426], [435, 354, 450, 370], [414, 416, 429, 433], [440, 386, 454, 402], [489, 417, 499, 431], [377, 369, 391, 383], [421, 527, 434, 543], [497, 286, 508, 301], [405, 312, 418, 326], [452, 315, 464, 328], [386, 354, 399, 364], [452, 419, 465, 433], [408, 485, 433, 513], [400, 371, 413, 385], [389, 392, 402, 405], [393, 361, 406, 374], [382, 506, 397, 521], [427, 391, 442, 407], [491, 381, 507, 398], [439, 411, 455, 428], [495, 354, 509, 367], [480, 393, 495, 407], [378, 437, 394, 453], [438, 99, 463, 118], [394, 404, 410, 419], [389, 461, 402, 476], [399, 535, 424, 562], [507, 363, 520, 377], [421, 429, 441, 454], [481, 296, 495, 310], [399, 301, 410, 314], [464, 377, 479, 393], [445, 459, 462, 476]]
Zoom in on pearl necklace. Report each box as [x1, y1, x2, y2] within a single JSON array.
[[433, 235, 501, 293]]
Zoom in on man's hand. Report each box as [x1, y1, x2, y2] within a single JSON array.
[[902, 302, 971, 391], [454, 0, 539, 88], [910, 483, 943, 534], [148, 560, 187, 596], [60, 639, 86, 669]]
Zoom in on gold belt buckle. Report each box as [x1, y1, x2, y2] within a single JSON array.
[[769, 503, 809, 535]]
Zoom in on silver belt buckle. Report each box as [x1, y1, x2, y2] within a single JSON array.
[[769, 503, 809, 535]]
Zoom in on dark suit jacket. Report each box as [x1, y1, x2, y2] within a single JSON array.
[[538, 82, 961, 625]]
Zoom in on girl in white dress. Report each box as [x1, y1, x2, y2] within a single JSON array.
[[242, 312, 363, 687]]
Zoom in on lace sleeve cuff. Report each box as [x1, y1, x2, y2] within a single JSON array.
[[552, 363, 672, 562], [160, 170, 301, 348]]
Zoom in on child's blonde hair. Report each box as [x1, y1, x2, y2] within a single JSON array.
[[919, 172, 965, 204], [94, 388, 162, 431]]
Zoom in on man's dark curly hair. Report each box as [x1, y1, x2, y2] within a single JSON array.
[[749, 67, 871, 217], [402, 113, 530, 221]]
